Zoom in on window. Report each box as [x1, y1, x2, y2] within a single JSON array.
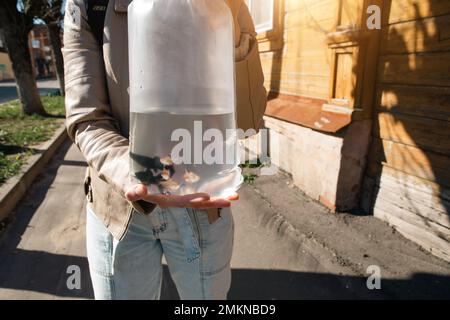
[[32, 39, 41, 49], [245, 0, 274, 33], [0, 30, 4, 50], [244, 0, 284, 52]]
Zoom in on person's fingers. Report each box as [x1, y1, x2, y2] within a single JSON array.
[[125, 184, 148, 202], [189, 198, 231, 209], [141, 193, 165, 205], [180, 193, 211, 203], [135, 184, 148, 197], [128, 189, 237, 209], [226, 192, 239, 201], [187, 193, 239, 209], [143, 192, 211, 208], [163, 193, 211, 208]]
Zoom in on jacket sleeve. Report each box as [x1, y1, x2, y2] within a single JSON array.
[[62, 0, 154, 214], [234, 1, 258, 61], [237, 1, 257, 37]]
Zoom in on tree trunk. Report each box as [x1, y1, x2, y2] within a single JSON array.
[[4, 30, 46, 115], [47, 24, 65, 96]]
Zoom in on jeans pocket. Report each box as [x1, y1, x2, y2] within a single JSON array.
[[194, 207, 234, 276], [209, 207, 231, 229], [200, 208, 223, 226], [171, 208, 201, 263]]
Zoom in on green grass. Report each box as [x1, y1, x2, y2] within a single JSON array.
[[0, 96, 65, 185], [243, 172, 257, 184], [240, 159, 264, 184]]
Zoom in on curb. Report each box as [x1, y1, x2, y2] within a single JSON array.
[[0, 124, 68, 222]]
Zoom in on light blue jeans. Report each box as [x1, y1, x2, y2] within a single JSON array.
[[86, 205, 234, 300]]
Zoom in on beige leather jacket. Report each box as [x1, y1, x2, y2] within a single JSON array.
[[63, 0, 258, 240]]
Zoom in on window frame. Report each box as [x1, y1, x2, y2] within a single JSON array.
[[245, 0, 284, 52], [245, 0, 275, 34]]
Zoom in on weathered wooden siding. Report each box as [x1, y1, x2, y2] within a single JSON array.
[[258, 0, 449, 260], [260, 0, 337, 98], [364, 0, 450, 261]]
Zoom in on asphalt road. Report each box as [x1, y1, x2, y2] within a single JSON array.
[[0, 79, 60, 103]]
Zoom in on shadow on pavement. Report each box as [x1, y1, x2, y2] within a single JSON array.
[[0, 145, 33, 155], [0, 249, 93, 299], [161, 266, 450, 300], [0, 85, 60, 104], [1, 252, 449, 299], [0, 141, 90, 299]]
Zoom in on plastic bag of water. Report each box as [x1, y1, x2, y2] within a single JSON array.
[[128, 0, 242, 197]]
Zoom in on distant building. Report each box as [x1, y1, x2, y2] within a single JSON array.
[[28, 25, 56, 78], [0, 29, 14, 81], [0, 25, 57, 81]]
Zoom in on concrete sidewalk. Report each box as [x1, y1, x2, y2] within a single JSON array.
[[0, 142, 449, 299]]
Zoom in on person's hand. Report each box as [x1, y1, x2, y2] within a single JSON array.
[[125, 184, 239, 209]]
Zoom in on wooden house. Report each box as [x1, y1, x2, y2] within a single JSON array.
[[246, 0, 450, 261]]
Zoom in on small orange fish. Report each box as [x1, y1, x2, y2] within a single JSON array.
[[161, 169, 171, 181], [160, 156, 174, 166], [160, 179, 180, 191], [183, 186, 196, 194], [183, 170, 200, 184]]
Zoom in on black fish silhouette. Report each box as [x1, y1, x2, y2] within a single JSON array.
[[130, 153, 176, 185]]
